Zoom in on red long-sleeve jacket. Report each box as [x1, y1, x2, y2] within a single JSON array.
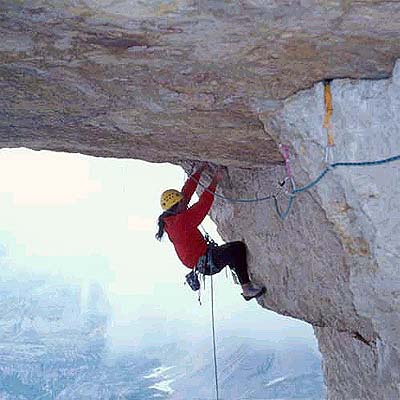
[[164, 171, 216, 269]]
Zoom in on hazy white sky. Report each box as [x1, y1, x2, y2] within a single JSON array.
[[0, 148, 317, 351]]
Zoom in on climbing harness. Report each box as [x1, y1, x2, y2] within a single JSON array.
[[323, 80, 335, 163], [201, 228, 239, 285]]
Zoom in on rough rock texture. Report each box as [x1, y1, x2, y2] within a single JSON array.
[[2, 0, 400, 166], [2, 1, 400, 399], [254, 65, 400, 399]]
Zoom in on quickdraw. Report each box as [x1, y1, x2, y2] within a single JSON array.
[[273, 144, 296, 220]]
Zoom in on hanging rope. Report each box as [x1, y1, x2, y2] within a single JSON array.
[[198, 225, 220, 400], [210, 273, 219, 400]]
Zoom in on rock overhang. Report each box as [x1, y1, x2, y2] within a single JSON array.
[[2, 1, 400, 399], [1, 0, 400, 168]]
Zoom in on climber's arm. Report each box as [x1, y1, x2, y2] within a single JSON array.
[[183, 168, 224, 227], [181, 162, 208, 202]]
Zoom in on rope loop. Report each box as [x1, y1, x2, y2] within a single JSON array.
[[273, 177, 297, 220]]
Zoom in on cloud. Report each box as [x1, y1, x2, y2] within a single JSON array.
[[0, 148, 101, 206]]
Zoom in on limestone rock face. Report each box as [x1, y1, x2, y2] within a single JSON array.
[[254, 64, 400, 399], [2, 1, 400, 398], [2, 0, 400, 166]]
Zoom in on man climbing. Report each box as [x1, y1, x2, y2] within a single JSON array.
[[156, 162, 266, 301]]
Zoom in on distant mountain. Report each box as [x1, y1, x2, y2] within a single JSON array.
[[0, 269, 168, 399], [0, 268, 324, 399], [146, 336, 325, 400]]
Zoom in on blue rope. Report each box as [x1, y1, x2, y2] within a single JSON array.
[[332, 154, 400, 167], [292, 167, 331, 194], [273, 177, 297, 220], [274, 194, 296, 221], [293, 154, 400, 194], [189, 153, 400, 219]]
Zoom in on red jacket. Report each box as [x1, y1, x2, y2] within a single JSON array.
[[164, 171, 216, 269]]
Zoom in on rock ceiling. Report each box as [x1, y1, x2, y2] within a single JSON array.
[[1, 1, 400, 167]]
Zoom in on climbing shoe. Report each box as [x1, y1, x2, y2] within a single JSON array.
[[241, 286, 266, 301]]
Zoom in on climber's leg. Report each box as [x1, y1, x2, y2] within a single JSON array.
[[210, 241, 250, 283], [210, 241, 265, 300]]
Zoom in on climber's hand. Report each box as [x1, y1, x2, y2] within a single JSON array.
[[196, 161, 208, 174], [212, 166, 225, 184]]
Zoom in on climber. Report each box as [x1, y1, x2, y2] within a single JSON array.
[[156, 162, 266, 301]]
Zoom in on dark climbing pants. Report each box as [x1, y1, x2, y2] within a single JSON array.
[[200, 241, 251, 285]]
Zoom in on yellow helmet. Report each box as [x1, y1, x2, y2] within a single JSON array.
[[160, 189, 184, 211]]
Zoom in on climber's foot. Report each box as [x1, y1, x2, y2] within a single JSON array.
[[241, 286, 266, 301]]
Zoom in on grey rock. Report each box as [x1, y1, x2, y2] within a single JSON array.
[[2, 1, 400, 398]]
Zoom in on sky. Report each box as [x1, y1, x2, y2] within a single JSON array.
[[0, 148, 317, 352]]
